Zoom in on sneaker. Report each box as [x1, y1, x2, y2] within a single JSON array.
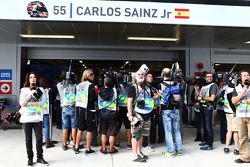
[[78, 144, 84, 149], [224, 147, 230, 154], [85, 149, 95, 155], [163, 152, 175, 158], [91, 142, 98, 147], [140, 152, 149, 160], [235, 159, 250, 163], [109, 148, 118, 154], [74, 148, 80, 154], [194, 136, 202, 142], [62, 144, 68, 151], [115, 144, 120, 148], [45, 142, 55, 149], [100, 148, 108, 154], [176, 151, 183, 156], [72, 145, 77, 152], [27, 159, 33, 166], [144, 145, 155, 152], [37, 157, 49, 166], [233, 149, 239, 155], [200, 144, 213, 150], [126, 144, 132, 150], [133, 155, 147, 162], [199, 141, 207, 146]]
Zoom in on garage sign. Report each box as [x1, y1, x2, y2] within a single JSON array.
[[1, 0, 250, 27]]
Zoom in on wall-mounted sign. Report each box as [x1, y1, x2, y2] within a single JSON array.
[[0, 0, 250, 27], [0, 82, 12, 94], [0, 69, 12, 81]]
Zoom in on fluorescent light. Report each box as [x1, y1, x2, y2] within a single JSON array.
[[245, 41, 250, 44], [20, 34, 75, 39], [127, 37, 178, 41]]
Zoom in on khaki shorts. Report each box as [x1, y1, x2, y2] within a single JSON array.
[[226, 113, 238, 132]]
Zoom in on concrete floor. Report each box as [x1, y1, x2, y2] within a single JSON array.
[[0, 125, 249, 167]]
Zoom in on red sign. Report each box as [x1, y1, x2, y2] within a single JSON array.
[[0, 82, 12, 94]]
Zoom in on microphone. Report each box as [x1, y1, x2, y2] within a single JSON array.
[[31, 83, 37, 90]]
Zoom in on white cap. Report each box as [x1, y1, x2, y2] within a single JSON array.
[[138, 64, 149, 74]]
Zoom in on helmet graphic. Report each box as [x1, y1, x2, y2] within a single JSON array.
[[27, 1, 48, 18]]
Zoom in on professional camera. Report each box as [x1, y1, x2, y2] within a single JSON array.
[[173, 69, 183, 83], [100, 67, 118, 88], [131, 116, 141, 127], [223, 72, 239, 87], [244, 79, 250, 85], [137, 100, 145, 109]]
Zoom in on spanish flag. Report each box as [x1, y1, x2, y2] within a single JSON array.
[[175, 8, 189, 19]]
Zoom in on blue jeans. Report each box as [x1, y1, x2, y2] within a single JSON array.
[[162, 109, 182, 153], [62, 106, 78, 129], [200, 108, 213, 147], [43, 114, 50, 142]]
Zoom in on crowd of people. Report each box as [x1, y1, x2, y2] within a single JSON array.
[[18, 66, 250, 166]]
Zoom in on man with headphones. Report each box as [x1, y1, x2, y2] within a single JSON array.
[[232, 70, 250, 163], [159, 68, 183, 157]]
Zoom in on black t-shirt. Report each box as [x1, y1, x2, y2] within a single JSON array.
[[87, 84, 97, 110], [127, 85, 136, 99]]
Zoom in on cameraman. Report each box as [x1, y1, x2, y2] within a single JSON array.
[[127, 70, 158, 162], [115, 73, 132, 150], [197, 72, 218, 151], [232, 70, 250, 163], [98, 76, 119, 154], [159, 68, 182, 157]]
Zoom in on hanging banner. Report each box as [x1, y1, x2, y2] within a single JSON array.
[[0, 0, 250, 27]]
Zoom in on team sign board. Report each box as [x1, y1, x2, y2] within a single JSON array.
[[0, 0, 250, 27]]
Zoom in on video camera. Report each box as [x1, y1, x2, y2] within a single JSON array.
[[169, 62, 183, 84], [100, 67, 118, 88]]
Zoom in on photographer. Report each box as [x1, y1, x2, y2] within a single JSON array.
[[223, 74, 239, 155], [19, 72, 48, 166], [56, 72, 78, 151], [127, 68, 158, 162], [98, 76, 119, 154], [197, 72, 218, 151], [232, 70, 250, 163], [191, 79, 205, 142], [159, 68, 182, 157]]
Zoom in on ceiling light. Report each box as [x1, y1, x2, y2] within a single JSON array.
[[79, 60, 83, 63], [245, 41, 250, 44], [127, 37, 178, 41], [19, 34, 75, 39], [27, 60, 30, 65]]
